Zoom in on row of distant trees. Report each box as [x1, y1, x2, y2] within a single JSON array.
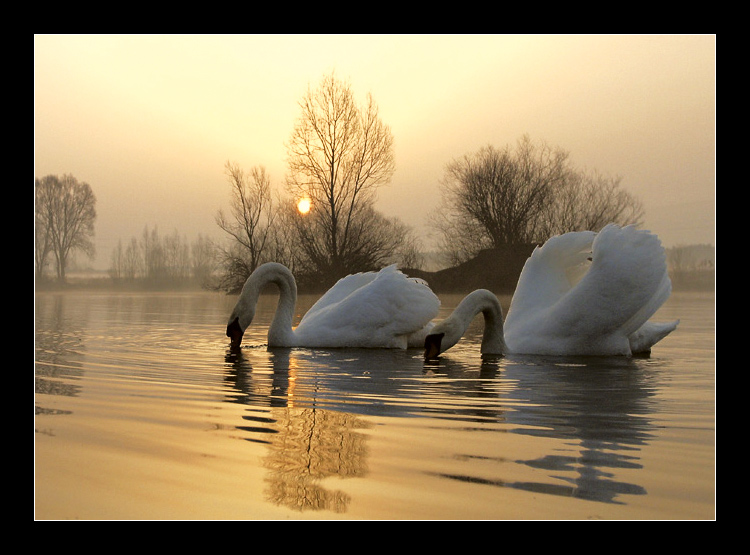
[[108, 226, 215, 286], [666, 244, 714, 290], [667, 244, 714, 273], [36, 72, 651, 289]]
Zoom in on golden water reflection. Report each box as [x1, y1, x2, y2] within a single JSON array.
[[225, 348, 373, 513], [263, 406, 370, 513]]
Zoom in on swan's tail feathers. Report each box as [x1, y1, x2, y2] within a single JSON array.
[[628, 319, 680, 355]]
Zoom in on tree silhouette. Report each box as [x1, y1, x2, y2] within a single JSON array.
[[432, 135, 644, 265], [35, 174, 96, 282], [285, 72, 396, 281]]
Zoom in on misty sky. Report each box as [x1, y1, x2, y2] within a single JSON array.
[[34, 34, 716, 270]]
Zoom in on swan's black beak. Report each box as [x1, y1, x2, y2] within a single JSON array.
[[424, 333, 444, 360], [227, 317, 244, 349]]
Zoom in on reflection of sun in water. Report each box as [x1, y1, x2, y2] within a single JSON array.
[[297, 197, 311, 215]]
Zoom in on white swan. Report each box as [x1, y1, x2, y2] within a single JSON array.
[[424, 224, 679, 359], [227, 262, 440, 349]]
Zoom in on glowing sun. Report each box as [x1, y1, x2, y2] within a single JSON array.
[[297, 197, 312, 215]]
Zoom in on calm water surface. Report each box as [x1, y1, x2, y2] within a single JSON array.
[[34, 289, 715, 520]]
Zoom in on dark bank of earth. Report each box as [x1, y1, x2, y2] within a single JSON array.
[[405, 244, 538, 294], [405, 245, 715, 294]]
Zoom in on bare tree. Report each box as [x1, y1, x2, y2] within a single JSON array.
[[214, 161, 276, 291], [431, 204, 491, 267], [432, 135, 645, 263], [435, 137, 567, 249], [216, 161, 275, 268], [285, 72, 396, 281], [141, 225, 165, 282], [109, 239, 125, 281], [35, 174, 96, 282], [541, 169, 645, 237], [123, 237, 141, 280], [265, 197, 308, 273], [163, 229, 191, 281], [108, 227, 217, 288], [35, 185, 53, 279], [388, 217, 425, 270], [287, 199, 421, 287], [191, 234, 217, 287]]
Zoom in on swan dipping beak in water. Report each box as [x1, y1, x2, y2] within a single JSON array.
[[423, 289, 506, 360], [227, 317, 244, 349], [424, 333, 443, 360], [423, 224, 679, 360], [226, 262, 439, 350]]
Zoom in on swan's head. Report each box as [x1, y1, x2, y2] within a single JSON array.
[[226, 274, 261, 349], [424, 289, 506, 360], [423, 318, 465, 360], [226, 305, 254, 349]]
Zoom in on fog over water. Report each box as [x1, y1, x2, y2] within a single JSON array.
[[34, 35, 715, 270]]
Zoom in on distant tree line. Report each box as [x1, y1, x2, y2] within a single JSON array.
[[667, 244, 714, 273], [107, 75, 647, 292], [35, 174, 97, 282], [108, 226, 216, 287], [666, 244, 714, 290]]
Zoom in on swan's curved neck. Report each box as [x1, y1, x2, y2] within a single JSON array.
[[262, 265, 298, 346], [238, 263, 298, 346], [451, 290, 507, 355]]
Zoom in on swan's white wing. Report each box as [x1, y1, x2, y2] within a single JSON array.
[[580, 224, 672, 337], [299, 269, 380, 324], [505, 230, 596, 326], [506, 224, 673, 355], [295, 265, 440, 348]]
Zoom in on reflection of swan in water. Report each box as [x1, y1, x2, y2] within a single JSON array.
[[432, 355, 656, 504], [495, 355, 655, 503], [227, 263, 439, 350], [425, 224, 679, 359]]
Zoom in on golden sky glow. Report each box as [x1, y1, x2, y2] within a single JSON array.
[[34, 35, 715, 268]]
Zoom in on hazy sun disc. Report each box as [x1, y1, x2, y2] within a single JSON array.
[[297, 197, 311, 215]]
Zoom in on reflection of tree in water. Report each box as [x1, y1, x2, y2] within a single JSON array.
[[224, 347, 371, 513], [263, 406, 370, 513], [35, 295, 87, 416]]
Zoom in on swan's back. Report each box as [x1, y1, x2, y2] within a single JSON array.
[[302, 270, 380, 320], [505, 224, 673, 355], [296, 265, 440, 348]]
